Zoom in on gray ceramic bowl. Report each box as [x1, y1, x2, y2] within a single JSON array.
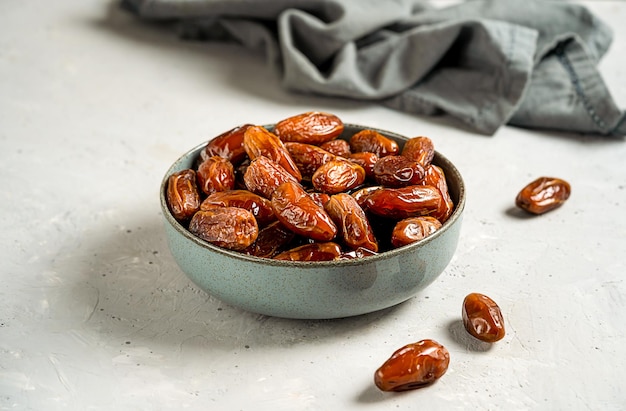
[[160, 124, 465, 319]]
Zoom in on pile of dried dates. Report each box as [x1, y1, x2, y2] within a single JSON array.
[[165, 111, 455, 261]]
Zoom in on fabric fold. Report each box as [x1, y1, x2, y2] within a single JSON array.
[[122, 0, 625, 137]]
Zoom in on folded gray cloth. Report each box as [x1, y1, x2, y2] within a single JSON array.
[[122, 0, 626, 136]]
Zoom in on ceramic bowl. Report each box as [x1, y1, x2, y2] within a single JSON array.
[[159, 124, 465, 319]]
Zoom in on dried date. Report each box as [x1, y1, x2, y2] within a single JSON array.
[[350, 129, 399, 158], [242, 220, 295, 258], [243, 156, 299, 199], [391, 216, 442, 248], [401, 136, 434, 167], [373, 155, 425, 188], [308, 191, 331, 208], [196, 156, 235, 195], [200, 189, 276, 226], [271, 181, 337, 242], [361, 185, 445, 220], [347, 152, 378, 179], [166, 169, 201, 221], [515, 177, 571, 215], [351, 185, 383, 209], [311, 159, 366, 194], [189, 206, 259, 251], [273, 242, 342, 262], [422, 165, 454, 223], [201, 124, 252, 165], [324, 193, 378, 252], [273, 111, 344, 145], [374, 339, 450, 392], [462, 293, 506, 343], [243, 125, 302, 181], [285, 142, 336, 179], [320, 138, 351, 157]]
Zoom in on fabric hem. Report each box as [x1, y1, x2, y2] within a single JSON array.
[[554, 38, 625, 136]]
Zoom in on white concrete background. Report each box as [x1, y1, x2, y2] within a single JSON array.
[[1, 1, 625, 410]]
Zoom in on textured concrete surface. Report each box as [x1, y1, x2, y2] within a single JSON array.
[[1, 1, 624, 410]]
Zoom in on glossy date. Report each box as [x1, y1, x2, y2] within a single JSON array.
[[270, 181, 338, 242], [360, 185, 445, 220], [196, 156, 235, 195], [273, 242, 342, 262], [515, 177, 571, 215], [401, 136, 434, 167], [374, 339, 450, 392], [200, 189, 276, 226], [273, 111, 344, 145], [422, 165, 454, 223], [312, 159, 366, 194], [166, 169, 201, 221], [462, 293, 506, 343], [243, 156, 299, 199], [324, 193, 378, 252], [242, 220, 295, 258], [284, 142, 336, 179], [189, 207, 258, 251], [243, 125, 302, 181], [373, 155, 425, 187], [391, 216, 442, 248], [201, 124, 252, 165], [350, 129, 399, 158]]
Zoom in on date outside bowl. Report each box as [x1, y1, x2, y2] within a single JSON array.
[[159, 124, 466, 319]]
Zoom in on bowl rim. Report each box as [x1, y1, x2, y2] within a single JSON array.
[[159, 123, 466, 268]]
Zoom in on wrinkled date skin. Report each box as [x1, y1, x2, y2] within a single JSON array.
[[196, 156, 236, 195], [308, 191, 331, 208], [515, 177, 571, 215], [373, 155, 425, 188], [189, 207, 259, 251], [351, 186, 383, 208], [166, 169, 201, 221], [325, 193, 378, 252], [347, 152, 378, 179], [273, 111, 344, 145], [243, 156, 299, 199], [401, 136, 434, 167], [462, 293, 506, 343], [285, 142, 336, 179], [422, 165, 454, 223], [374, 339, 450, 392], [200, 189, 276, 226], [242, 220, 295, 258], [350, 129, 399, 158], [391, 216, 442, 248], [271, 181, 338, 242], [320, 138, 351, 157], [273, 242, 342, 262], [201, 124, 252, 165], [361, 185, 445, 220], [312, 159, 366, 194], [243, 125, 302, 181]]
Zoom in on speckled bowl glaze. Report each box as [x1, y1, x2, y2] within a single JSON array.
[[160, 124, 465, 319]]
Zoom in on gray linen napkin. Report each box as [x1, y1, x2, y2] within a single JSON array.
[[122, 0, 626, 136]]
